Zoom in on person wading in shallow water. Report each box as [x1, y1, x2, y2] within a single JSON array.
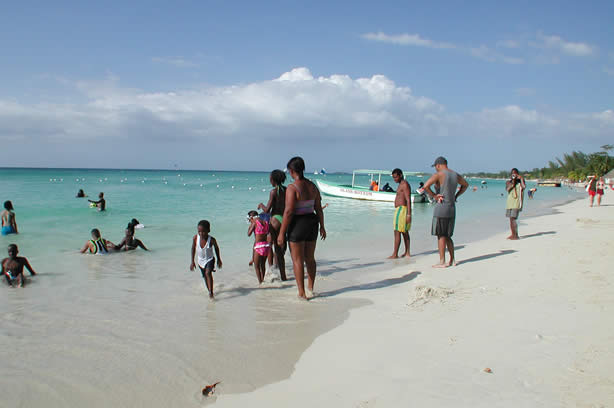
[[278, 157, 326, 300]]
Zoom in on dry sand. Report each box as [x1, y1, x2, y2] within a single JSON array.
[[215, 198, 614, 407]]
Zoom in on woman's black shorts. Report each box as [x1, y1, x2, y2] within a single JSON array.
[[287, 213, 318, 242]]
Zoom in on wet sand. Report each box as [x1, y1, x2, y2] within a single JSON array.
[[216, 198, 614, 407]]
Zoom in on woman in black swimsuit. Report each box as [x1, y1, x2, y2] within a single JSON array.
[[278, 157, 326, 299]]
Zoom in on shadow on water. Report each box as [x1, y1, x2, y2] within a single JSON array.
[[521, 231, 556, 239], [457, 249, 516, 265], [217, 284, 291, 301], [318, 271, 421, 298]]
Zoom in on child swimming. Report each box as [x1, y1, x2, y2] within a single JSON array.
[[2, 244, 36, 287], [247, 211, 271, 284], [190, 220, 222, 299]]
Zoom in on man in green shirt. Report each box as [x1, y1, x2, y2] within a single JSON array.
[[505, 168, 526, 240]]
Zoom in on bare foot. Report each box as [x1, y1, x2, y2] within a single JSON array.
[[432, 263, 448, 268], [387, 255, 399, 259], [509, 236, 519, 240], [403, 253, 411, 258], [305, 288, 314, 299], [506, 235, 514, 240], [297, 294, 309, 301], [447, 260, 457, 267]]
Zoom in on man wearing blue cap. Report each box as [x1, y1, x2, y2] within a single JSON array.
[[422, 157, 468, 267]]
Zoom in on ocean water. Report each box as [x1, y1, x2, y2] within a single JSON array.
[[0, 168, 582, 406]]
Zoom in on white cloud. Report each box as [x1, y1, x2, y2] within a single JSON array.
[[361, 32, 455, 49], [0, 68, 612, 171], [532, 33, 596, 57], [151, 56, 199, 68], [362, 32, 523, 64]]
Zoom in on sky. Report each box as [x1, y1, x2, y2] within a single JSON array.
[[1, 0, 613, 173]]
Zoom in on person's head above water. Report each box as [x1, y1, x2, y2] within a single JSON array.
[[286, 157, 305, 180], [91, 228, 101, 239], [7, 244, 18, 258], [197, 220, 210, 236], [270, 169, 286, 186], [247, 210, 258, 218], [4, 200, 14, 211], [98, 192, 104, 199]]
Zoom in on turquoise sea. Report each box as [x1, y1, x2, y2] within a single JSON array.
[[0, 167, 582, 406]]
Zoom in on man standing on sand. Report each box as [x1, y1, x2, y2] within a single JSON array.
[[505, 168, 525, 240], [388, 168, 411, 259], [422, 157, 468, 268]]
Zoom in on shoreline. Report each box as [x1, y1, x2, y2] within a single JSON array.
[[215, 197, 614, 407]]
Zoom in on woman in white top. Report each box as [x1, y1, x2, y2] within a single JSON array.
[[190, 220, 222, 299]]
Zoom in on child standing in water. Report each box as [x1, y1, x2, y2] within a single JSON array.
[[190, 220, 222, 299], [2, 244, 36, 287], [247, 211, 271, 284]]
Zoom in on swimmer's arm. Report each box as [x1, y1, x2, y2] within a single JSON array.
[[247, 222, 255, 237], [190, 236, 196, 270], [137, 240, 148, 251], [258, 190, 275, 212], [115, 238, 126, 251], [455, 174, 469, 199], [22, 257, 36, 275], [105, 240, 117, 250], [87, 199, 100, 204], [212, 238, 222, 268], [80, 241, 91, 254]]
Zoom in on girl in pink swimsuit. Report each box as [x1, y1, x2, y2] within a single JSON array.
[[247, 211, 271, 284]]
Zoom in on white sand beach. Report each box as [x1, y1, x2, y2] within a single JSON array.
[[215, 198, 614, 407]]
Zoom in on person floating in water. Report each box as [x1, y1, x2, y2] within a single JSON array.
[[247, 210, 271, 284], [88, 192, 106, 211], [2, 244, 36, 287], [76, 189, 87, 198], [1, 201, 18, 235], [115, 227, 148, 251], [80, 228, 116, 254], [190, 220, 222, 299]]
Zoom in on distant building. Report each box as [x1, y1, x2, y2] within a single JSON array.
[[604, 168, 614, 185]]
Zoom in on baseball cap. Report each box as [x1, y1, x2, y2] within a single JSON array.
[[431, 156, 447, 167]]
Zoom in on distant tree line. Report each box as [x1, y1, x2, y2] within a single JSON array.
[[464, 145, 614, 181]]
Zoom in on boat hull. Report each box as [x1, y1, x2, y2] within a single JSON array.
[[316, 180, 425, 203]]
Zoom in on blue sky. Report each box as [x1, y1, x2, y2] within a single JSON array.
[[1, 0, 613, 172]]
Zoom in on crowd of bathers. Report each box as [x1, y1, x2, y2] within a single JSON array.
[[2, 156, 327, 299]]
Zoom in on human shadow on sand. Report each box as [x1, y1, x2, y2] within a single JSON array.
[[318, 261, 387, 277], [456, 249, 516, 266], [318, 271, 421, 298], [412, 245, 465, 257], [522, 231, 556, 239]]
